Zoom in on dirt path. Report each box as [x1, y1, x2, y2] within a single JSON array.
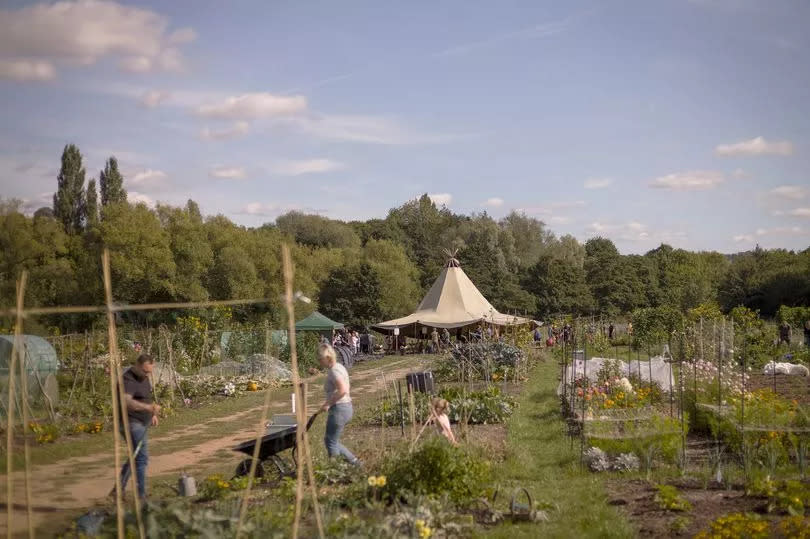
[[1, 358, 415, 536]]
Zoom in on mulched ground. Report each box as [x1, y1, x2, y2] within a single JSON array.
[[605, 477, 769, 537]]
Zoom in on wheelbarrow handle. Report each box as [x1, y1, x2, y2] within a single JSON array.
[[305, 411, 320, 431]]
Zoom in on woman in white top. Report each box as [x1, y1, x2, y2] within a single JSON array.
[[318, 343, 358, 463]]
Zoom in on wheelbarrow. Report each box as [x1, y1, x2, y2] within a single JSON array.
[[232, 412, 319, 480]]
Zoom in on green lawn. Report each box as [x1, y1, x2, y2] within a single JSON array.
[[479, 357, 635, 538]]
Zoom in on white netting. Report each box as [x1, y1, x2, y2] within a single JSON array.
[[557, 356, 674, 396]]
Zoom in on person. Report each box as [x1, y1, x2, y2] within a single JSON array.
[[804, 320, 810, 347], [318, 343, 359, 464], [608, 323, 615, 340], [533, 326, 543, 344], [116, 354, 161, 501], [351, 331, 359, 355], [442, 328, 451, 347], [779, 321, 791, 345], [430, 398, 457, 445], [563, 323, 572, 345], [431, 327, 440, 353], [627, 321, 633, 337]]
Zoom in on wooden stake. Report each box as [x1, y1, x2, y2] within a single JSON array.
[[10, 273, 32, 538], [408, 386, 416, 442], [280, 244, 324, 539], [102, 250, 145, 539], [300, 382, 324, 537]]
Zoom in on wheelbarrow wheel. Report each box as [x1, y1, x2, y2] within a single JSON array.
[[234, 458, 266, 479]]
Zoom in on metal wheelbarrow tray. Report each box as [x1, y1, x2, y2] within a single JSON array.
[[232, 413, 318, 480]]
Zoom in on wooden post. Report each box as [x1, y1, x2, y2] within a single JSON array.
[[408, 385, 416, 442]]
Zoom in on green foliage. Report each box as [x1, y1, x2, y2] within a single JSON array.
[[276, 211, 361, 249], [362, 239, 421, 319], [198, 474, 248, 501], [363, 386, 516, 426], [381, 436, 491, 503], [748, 478, 810, 516], [99, 156, 127, 207], [53, 143, 87, 234], [280, 330, 320, 374], [694, 512, 769, 539], [523, 253, 593, 317], [318, 262, 383, 329], [85, 179, 99, 228], [654, 484, 692, 512], [631, 306, 683, 347]]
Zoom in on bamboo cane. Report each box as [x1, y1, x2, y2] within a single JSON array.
[[300, 382, 324, 537], [14, 273, 35, 538], [5, 273, 27, 539], [102, 250, 145, 539]]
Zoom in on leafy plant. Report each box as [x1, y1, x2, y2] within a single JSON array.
[[381, 437, 491, 504], [694, 512, 769, 539], [654, 484, 692, 512]]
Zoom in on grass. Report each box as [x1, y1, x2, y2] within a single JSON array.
[[478, 356, 635, 539]]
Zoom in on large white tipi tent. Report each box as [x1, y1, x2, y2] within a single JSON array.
[[372, 255, 530, 337]]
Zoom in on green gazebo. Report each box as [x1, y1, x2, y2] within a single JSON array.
[[295, 311, 344, 334]]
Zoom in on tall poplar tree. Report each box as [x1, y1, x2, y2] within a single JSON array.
[[53, 144, 86, 234]]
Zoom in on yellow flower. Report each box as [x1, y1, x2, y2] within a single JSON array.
[[414, 519, 426, 529], [367, 476, 378, 487], [376, 475, 386, 487], [419, 526, 433, 538]]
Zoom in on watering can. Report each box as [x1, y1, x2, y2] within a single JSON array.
[[177, 472, 197, 497]]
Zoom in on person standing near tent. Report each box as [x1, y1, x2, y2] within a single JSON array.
[[441, 327, 451, 349], [115, 354, 160, 501], [779, 321, 791, 345], [431, 327, 440, 353], [318, 343, 359, 464]]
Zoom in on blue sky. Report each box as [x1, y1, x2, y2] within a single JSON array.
[[1, 0, 808, 254]]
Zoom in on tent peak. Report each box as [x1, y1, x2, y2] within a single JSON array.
[[443, 248, 461, 268]]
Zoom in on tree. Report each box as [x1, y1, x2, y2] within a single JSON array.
[[523, 254, 592, 317], [85, 179, 99, 228], [318, 263, 383, 329], [99, 202, 176, 303], [276, 211, 360, 249], [157, 203, 213, 302], [100, 157, 127, 206], [53, 143, 86, 234], [584, 237, 637, 315], [387, 194, 456, 289], [362, 239, 421, 318], [499, 211, 555, 270]]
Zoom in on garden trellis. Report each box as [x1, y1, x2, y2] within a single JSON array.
[[556, 314, 809, 484], [0, 246, 323, 539]]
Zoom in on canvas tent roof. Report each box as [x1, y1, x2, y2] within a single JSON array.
[[295, 311, 344, 332], [373, 257, 530, 335]]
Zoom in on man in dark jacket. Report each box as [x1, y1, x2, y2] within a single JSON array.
[[117, 354, 161, 501]]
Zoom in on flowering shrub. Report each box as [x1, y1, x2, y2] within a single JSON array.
[[654, 485, 692, 512], [198, 474, 249, 501], [28, 422, 59, 444], [694, 512, 769, 539]]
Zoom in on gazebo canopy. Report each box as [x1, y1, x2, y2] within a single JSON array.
[[295, 311, 344, 332], [372, 255, 530, 336]]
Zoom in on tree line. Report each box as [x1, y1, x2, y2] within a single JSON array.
[[1, 144, 808, 332]]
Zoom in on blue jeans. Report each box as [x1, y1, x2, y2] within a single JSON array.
[[325, 403, 356, 462], [119, 421, 148, 499]]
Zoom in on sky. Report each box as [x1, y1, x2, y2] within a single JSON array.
[[1, 0, 809, 254]]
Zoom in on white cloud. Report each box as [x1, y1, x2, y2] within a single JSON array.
[[483, 197, 504, 208], [200, 121, 250, 141], [21, 192, 55, 214], [436, 18, 571, 57], [131, 169, 167, 187], [788, 208, 810, 218], [733, 234, 755, 243], [140, 90, 171, 108], [271, 159, 344, 176], [583, 177, 613, 190], [128, 191, 155, 207], [755, 226, 805, 236], [240, 202, 322, 218], [0, 59, 56, 82], [649, 170, 725, 191], [517, 200, 586, 214], [770, 185, 807, 200], [0, 0, 196, 79], [285, 114, 461, 145], [197, 93, 307, 120], [428, 193, 452, 206], [588, 221, 687, 244], [209, 166, 246, 180], [714, 136, 794, 157]]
